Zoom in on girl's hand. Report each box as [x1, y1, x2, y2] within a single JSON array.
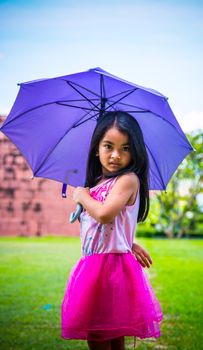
[[132, 242, 153, 268], [73, 187, 90, 204]]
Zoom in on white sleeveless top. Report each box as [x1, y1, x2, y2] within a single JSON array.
[[80, 175, 140, 256]]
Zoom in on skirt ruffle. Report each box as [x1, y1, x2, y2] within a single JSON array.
[[61, 252, 163, 341]]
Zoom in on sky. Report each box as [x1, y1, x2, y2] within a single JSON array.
[[0, 0, 203, 132]]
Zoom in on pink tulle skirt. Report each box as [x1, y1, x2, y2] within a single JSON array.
[[61, 252, 163, 341]]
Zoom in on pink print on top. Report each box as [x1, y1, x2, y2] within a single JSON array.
[[80, 176, 140, 256]]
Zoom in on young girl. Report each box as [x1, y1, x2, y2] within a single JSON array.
[[61, 111, 163, 350]]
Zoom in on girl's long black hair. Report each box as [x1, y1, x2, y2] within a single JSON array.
[[85, 111, 150, 222]]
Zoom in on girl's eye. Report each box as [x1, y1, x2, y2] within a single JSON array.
[[104, 144, 112, 150], [123, 146, 130, 152]]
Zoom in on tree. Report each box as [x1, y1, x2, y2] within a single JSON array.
[[152, 129, 203, 238]]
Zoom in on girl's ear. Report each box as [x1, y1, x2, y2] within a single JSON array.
[[96, 150, 99, 156]]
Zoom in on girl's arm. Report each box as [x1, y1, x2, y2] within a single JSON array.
[[73, 173, 138, 224]]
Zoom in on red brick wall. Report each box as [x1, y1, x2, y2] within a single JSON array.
[[0, 116, 80, 236]]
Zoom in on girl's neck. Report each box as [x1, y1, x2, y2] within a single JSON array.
[[95, 174, 105, 185]]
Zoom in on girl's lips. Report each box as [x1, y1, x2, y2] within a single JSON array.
[[110, 163, 120, 167]]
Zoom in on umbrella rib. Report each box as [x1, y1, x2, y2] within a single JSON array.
[[72, 112, 100, 127], [70, 88, 147, 128], [57, 98, 100, 103], [107, 88, 139, 100], [104, 88, 138, 111], [104, 99, 149, 114], [104, 100, 153, 114], [33, 124, 88, 176], [66, 81, 100, 111], [70, 101, 102, 127], [63, 79, 101, 98], [56, 102, 99, 112], [73, 102, 102, 127], [107, 99, 149, 111], [105, 99, 192, 146], [1, 101, 98, 128], [105, 98, 150, 113], [2, 102, 62, 127], [33, 103, 102, 176]]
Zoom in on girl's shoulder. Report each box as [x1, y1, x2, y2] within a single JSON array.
[[116, 172, 140, 188], [107, 172, 139, 199], [114, 173, 139, 207]]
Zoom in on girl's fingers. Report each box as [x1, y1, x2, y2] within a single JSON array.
[[135, 252, 151, 268], [135, 254, 146, 267], [140, 248, 153, 265], [143, 251, 153, 265], [135, 253, 149, 268], [144, 258, 151, 268], [132, 245, 153, 268], [140, 254, 150, 268]]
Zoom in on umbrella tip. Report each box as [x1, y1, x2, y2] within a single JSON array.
[[90, 67, 105, 73]]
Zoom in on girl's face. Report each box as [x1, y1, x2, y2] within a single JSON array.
[[98, 126, 132, 176]]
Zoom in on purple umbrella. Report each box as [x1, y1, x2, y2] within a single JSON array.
[[0, 67, 194, 192]]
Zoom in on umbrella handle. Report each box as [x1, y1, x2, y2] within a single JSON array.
[[69, 203, 83, 223]]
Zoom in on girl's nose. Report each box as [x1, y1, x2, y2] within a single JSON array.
[[111, 150, 120, 159]]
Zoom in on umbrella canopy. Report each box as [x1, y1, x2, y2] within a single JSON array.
[[0, 67, 194, 190]]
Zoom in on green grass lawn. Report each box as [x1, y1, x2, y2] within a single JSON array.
[[0, 236, 202, 350]]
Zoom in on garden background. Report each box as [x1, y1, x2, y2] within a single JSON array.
[[0, 1, 202, 349]]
